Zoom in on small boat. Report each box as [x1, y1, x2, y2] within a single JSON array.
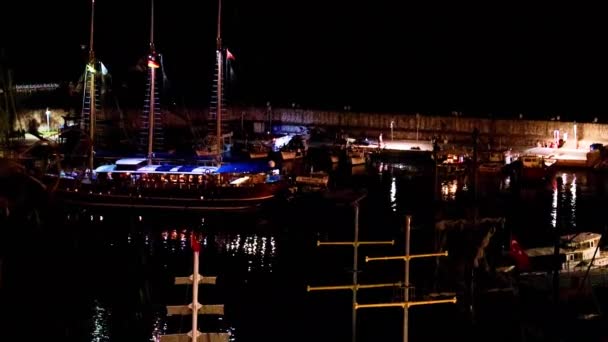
[[478, 151, 506, 174], [519, 155, 550, 182], [347, 150, 366, 166], [280, 150, 298, 161], [516, 232, 608, 293], [523, 232, 608, 273], [295, 171, 329, 192], [478, 163, 503, 173]]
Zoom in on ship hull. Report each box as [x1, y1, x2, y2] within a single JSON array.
[[44, 176, 287, 212]]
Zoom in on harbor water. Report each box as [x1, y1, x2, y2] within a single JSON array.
[[2, 163, 608, 342]]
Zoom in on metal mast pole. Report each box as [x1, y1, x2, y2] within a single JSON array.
[[88, 0, 96, 172], [192, 240, 200, 341], [307, 193, 398, 342], [216, 0, 223, 158], [404, 216, 411, 342], [147, 0, 156, 164], [352, 203, 359, 342], [361, 215, 456, 342]]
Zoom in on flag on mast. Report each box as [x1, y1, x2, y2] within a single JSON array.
[[191, 233, 201, 252]]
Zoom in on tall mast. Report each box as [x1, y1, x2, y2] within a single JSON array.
[[216, 0, 223, 158], [88, 0, 96, 171], [147, 0, 157, 164]]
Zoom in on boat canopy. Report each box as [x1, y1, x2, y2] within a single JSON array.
[[92, 159, 272, 175]]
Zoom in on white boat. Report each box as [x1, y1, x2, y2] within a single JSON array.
[[524, 232, 608, 273], [517, 232, 608, 297]]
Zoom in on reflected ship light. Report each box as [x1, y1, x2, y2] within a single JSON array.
[[390, 177, 397, 212], [441, 180, 458, 201], [570, 175, 577, 229], [215, 233, 277, 272], [91, 301, 111, 342], [551, 184, 558, 228]]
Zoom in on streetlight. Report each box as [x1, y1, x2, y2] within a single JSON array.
[[45, 107, 51, 132]]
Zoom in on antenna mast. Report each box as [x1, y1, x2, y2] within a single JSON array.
[[215, 0, 223, 159], [88, 0, 96, 172], [146, 0, 157, 164]]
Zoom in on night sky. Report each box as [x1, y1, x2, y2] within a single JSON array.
[[2, 1, 608, 118]]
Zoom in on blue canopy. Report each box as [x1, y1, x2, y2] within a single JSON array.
[[217, 160, 271, 174]]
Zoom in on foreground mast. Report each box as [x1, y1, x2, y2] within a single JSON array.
[[160, 234, 230, 342]]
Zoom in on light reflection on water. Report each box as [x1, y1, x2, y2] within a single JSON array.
[[215, 233, 277, 272], [389, 177, 397, 211], [550, 172, 578, 231], [91, 300, 111, 342], [441, 179, 458, 201], [150, 228, 277, 272], [150, 311, 167, 342]]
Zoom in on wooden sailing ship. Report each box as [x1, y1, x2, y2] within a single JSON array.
[[43, 0, 289, 211]]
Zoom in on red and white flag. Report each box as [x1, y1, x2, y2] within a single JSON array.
[[508, 238, 530, 270], [191, 234, 201, 252]]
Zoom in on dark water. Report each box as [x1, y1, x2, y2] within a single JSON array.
[[2, 165, 608, 342]]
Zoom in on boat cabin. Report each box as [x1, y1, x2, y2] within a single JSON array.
[[520, 155, 544, 168], [525, 232, 608, 272]]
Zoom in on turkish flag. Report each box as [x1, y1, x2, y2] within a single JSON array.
[[191, 234, 201, 252], [508, 239, 530, 271]]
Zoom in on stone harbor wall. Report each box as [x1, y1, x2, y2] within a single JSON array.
[[17, 106, 608, 149]]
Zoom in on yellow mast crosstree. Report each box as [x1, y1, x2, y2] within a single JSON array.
[[308, 213, 456, 342]]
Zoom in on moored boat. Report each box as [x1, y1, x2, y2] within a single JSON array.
[[44, 158, 288, 211], [514, 232, 608, 294]]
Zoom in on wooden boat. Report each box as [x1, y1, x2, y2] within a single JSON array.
[[295, 171, 329, 192], [44, 158, 288, 211]]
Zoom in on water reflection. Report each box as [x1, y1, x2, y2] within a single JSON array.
[[551, 181, 558, 229], [90, 300, 111, 342], [150, 311, 167, 342], [390, 177, 397, 212], [550, 172, 578, 230], [215, 233, 277, 272], [441, 179, 458, 201], [570, 174, 577, 229]]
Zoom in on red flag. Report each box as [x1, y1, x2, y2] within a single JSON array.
[[508, 239, 530, 270], [226, 49, 235, 61], [191, 234, 201, 252]]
